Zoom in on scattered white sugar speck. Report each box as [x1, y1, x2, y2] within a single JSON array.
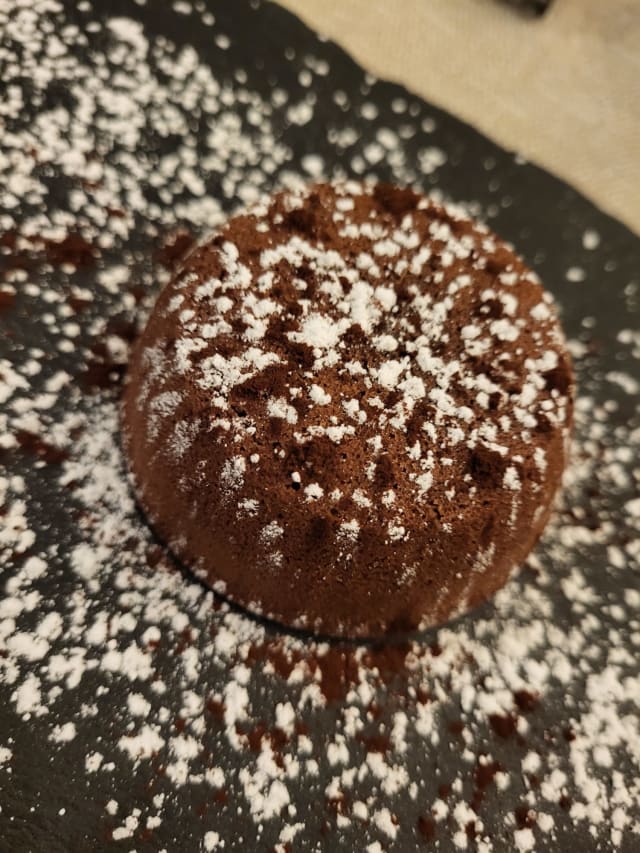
[[503, 466, 521, 491], [304, 483, 324, 501], [582, 229, 600, 250], [566, 266, 586, 283], [203, 831, 222, 850]]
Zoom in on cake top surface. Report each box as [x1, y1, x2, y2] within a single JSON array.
[[134, 181, 572, 544]]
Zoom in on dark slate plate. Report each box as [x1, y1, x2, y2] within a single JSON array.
[[1, 1, 639, 851]]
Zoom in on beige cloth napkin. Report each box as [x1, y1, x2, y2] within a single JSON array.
[[279, 0, 640, 234]]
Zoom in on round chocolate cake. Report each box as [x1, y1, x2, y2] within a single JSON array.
[[122, 181, 573, 638]]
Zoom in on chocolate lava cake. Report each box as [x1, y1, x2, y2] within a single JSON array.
[[122, 181, 573, 638]]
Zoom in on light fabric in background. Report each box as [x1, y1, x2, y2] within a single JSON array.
[[279, 0, 640, 234]]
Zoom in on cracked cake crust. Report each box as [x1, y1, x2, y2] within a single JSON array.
[[122, 181, 573, 637]]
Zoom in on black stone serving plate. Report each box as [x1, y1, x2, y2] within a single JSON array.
[[1, 1, 639, 851]]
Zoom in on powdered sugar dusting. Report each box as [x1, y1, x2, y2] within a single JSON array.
[[0, 0, 639, 849]]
